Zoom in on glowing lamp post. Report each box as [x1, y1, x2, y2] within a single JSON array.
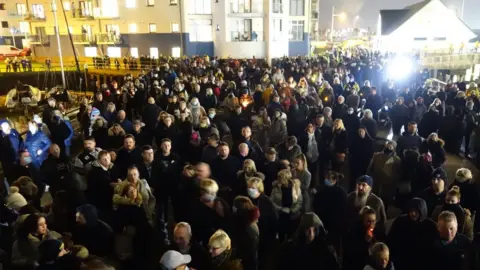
[[331, 6, 346, 42]]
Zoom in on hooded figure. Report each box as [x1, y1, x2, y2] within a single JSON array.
[[0, 120, 23, 177], [387, 198, 437, 270], [275, 212, 339, 270], [349, 127, 374, 188]]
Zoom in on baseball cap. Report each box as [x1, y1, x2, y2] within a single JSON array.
[[160, 250, 191, 270]]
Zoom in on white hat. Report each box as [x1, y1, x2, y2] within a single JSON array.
[[6, 186, 27, 211], [160, 250, 191, 270]]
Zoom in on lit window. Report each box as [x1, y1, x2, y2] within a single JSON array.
[[68, 26, 74, 33], [149, 23, 157, 33], [289, 0, 304, 16], [101, 0, 119, 17], [130, 47, 139, 58], [289, 20, 304, 41], [128, 23, 137, 33], [126, 0, 136, 8], [16, 4, 27, 15], [85, 47, 97, 57], [149, 47, 159, 59], [19, 22, 30, 33], [147, 0, 154, 6], [189, 0, 211, 14], [172, 47, 181, 58], [171, 23, 180, 33], [189, 19, 212, 42], [63, 2, 71, 11], [170, 0, 178, 5], [107, 47, 121, 57], [273, 19, 282, 41], [32, 4, 45, 19]]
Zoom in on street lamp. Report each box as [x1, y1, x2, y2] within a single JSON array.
[[331, 6, 346, 42]]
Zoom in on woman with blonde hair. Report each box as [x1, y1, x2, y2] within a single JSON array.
[[292, 154, 312, 212], [235, 159, 265, 197], [187, 179, 230, 246], [270, 169, 303, 241], [246, 177, 278, 268], [208, 230, 242, 270], [331, 119, 348, 172], [449, 168, 479, 213]]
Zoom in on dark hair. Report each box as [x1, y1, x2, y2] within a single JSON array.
[[408, 121, 417, 126], [208, 133, 220, 141], [142, 145, 153, 152], [98, 150, 110, 159], [218, 141, 229, 148], [19, 213, 45, 238], [84, 136, 95, 142], [127, 165, 138, 172], [161, 138, 172, 144]]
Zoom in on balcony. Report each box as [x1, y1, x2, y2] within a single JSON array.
[[230, 31, 264, 42], [272, 3, 283, 14], [24, 13, 46, 21], [73, 10, 95, 20], [72, 34, 96, 45], [92, 8, 120, 19], [29, 35, 49, 45], [96, 33, 122, 45]]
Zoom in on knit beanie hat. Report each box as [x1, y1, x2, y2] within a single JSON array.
[[357, 175, 373, 187], [431, 167, 447, 181], [38, 239, 64, 263]]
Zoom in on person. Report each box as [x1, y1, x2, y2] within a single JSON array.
[[431, 186, 474, 241], [299, 123, 320, 183], [0, 120, 23, 180], [346, 175, 387, 234], [268, 108, 288, 146], [73, 137, 102, 193], [160, 250, 192, 270], [11, 213, 62, 267], [344, 207, 385, 270], [168, 222, 211, 270], [210, 142, 242, 190], [230, 196, 260, 270], [117, 110, 133, 134], [396, 122, 422, 159], [331, 119, 348, 172], [292, 154, 313, 212], [155, 114, 178, 150], [86, 151, 119, 221], [270, 169, 303, 241], [202, 133, 220, 164], [420, 133, 446, 168], [360, 109, 378, 139], [367, 141, 401, 208], [73, 204, 114, 257], [107, 123, 126, 149], [36, 239, 79, 270], [390, 97, 410, 135], [363, 242, 394, 270], [423, 211, 471, 270], [235, 159, 264, 197], [349, 127, 374, 190], [208, 229, 242, 270], [418, 167, 447, 216], [276, 136, 302, 164], [387, 197, 437, 270], [132, 119, 150, 147], [40, 144, 73, 197], [25, 120, 51, 169], [115, 135, 142, 178], [275, 212, 339, 270], [259, 147, 285, 196], [449, 168, 479, 217], [187, 179, 230, 246]]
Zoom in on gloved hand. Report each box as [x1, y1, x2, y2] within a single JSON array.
[[281, 207, 290, 214]]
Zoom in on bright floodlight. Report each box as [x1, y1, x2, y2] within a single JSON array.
[[387, 56, 413, 80], [339, 12, 347, 20]]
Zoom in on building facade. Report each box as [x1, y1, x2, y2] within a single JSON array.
[[0, 0, 311, 62]]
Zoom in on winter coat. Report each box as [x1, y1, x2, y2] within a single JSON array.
[[332, 103, 348, 120], [313, 184, 348, 235], [432, 203, 474, 240], [107, 126, 125, 149], [25, 130, 51, 168], [419, 140, 446, 168], [250, 194, 278, 255], [438, 115, 464, 153], [292, 169, 312, 212], [360, 118, 378, 139], [270, 180, 303, 220], [210, 155, 242, 189], [268, 118, 287, 146], [367, 151, 401, 202], [331, 129, 348, 154], [11, 230, 62, 267], [0, 129, 23, 166], [115, 147, 142, 179], [448, 179, 480, 214], [418, 111, 440, 138], [230, 219, 259, 270], [396, 131, 422, 158], [418, 187, 446, 217], [86, 161, 119, 214], [168, 241, 211, 270], [423, 233, 471, 270], [155, 123, 179, 149], [141, 104, 160, 131], [343, 223, 386, 270], [276, 142, 302, 163], [346, 94, 360, 111], [210, 250, 243, 270], [114, 178, 155, 223]]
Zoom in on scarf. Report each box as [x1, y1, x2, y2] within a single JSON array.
[[211, 249, 232, 267]]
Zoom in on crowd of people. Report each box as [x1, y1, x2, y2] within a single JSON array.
[[1, 51, 480, 270], [3, 57, 33, 73]]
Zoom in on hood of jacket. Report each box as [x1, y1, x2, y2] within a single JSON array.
[[407, 197, 428, 221], [91, 160, 114, 170], [76, 204, 99, 227]]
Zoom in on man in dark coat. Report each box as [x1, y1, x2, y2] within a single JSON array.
[[141, 97, 160, 142], [115, 135, 142, 179], [0, 120, 23, 180], [40, 144, 72, 197], [131, 120, 151, 147], [210, 142, 242, 190], [419, 167, 447, 217], [275, 213, 340, 270], [259, 148, 285, 196], [396, 122, 423, 159], [364, 87, 383, 120]]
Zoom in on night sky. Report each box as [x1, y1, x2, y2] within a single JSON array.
[[316, 0, 480, 30]]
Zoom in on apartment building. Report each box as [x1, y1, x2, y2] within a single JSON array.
[[0, 0, 311, 62]]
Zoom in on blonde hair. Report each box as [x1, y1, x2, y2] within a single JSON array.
[[455, 168, 472, 183], [278, 169, 293, 186], [209, 229, 231, 250], [447, 185, 461, 200], [247, 177, 264, 193], [294, 154, 308, 171], [199, 178, 219, 194], [243, 159, 257, 172], [333, 119, 345, 131]]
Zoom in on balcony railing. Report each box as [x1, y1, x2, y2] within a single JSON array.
[[24, 13, 46, 21], [272, 3, 283, 13], [73, 9, 95, 20], [29, 35, 49, 45], [96, 33, 122, 44], [72, 34, 96, 44], [230, 4, 251, 13], [230, 31, 264, 42]]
